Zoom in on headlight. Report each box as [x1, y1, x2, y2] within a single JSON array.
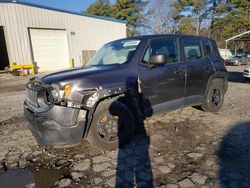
[[51, 83, 72, 102], [51, 84, 64, 102]]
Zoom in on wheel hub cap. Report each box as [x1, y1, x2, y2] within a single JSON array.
[[97, 114, 119, 142], [211, 89, 221, 106]]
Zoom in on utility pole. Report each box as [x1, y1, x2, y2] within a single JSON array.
[[196, 15, 200, 35]]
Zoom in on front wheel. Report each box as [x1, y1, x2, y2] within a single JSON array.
[[201, 79, 225, 112], [87, 100, 135, 150]]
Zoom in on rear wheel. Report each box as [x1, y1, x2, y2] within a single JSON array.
[[201, 79, 225, 112], [87, 100, 135, 150]]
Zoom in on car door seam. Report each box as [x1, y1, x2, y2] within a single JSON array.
[[208, 55, 216, 72]]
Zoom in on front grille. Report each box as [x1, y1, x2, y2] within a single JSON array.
[[25, 82, 52, 111], [244, 69, 249, 73]]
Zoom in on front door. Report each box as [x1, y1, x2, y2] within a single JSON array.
[[138, 38, 185, 115]]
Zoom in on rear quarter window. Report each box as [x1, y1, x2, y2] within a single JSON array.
[[203, 40, 212, 56]]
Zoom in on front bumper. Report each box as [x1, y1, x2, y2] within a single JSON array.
[[24, 102, 87, 147], [243, 68, 250, 78]]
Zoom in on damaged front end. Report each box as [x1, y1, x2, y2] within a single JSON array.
[[24, 79, 88, 147]]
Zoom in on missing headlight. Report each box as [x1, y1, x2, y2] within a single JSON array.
[[86, 92, 99, 107], [81, 89, 99, 108]]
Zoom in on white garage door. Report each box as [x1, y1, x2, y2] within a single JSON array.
[[29, 29, 69, 72]]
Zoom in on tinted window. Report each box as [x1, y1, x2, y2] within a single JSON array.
[[142, 38, 179, 64], [203, 40, 212, 56], [142, 47, 150, 64], [183, 39, 202, 61]]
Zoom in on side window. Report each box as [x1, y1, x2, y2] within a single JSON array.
[[142, 47, 150, 64], [142, 38, 179, 64], [203, 40, 212, 56], [183, 39, 202, 61]]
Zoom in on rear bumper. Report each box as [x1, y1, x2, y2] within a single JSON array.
[[24, 102, 87, 147]]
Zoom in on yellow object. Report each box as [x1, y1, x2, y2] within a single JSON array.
[[70, 58, 74, 68], [64, 84, 71, 96], [9, 60, 35, 75]]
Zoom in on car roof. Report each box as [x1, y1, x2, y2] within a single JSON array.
[[127, 34, 212, 40], [107, 34, 214, 46]]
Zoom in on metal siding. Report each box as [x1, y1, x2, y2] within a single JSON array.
[[0, 3, 126, 69]]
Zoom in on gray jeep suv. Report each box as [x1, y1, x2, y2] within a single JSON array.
[[24, 34, 228, 150]]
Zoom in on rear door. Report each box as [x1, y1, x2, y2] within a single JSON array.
[[183, 38, 214, 104], [138, 37, 186, 115]]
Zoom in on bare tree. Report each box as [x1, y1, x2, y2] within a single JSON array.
[[139, 0, 175, 34]]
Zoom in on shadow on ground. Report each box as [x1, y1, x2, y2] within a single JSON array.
[[218, 121, 250, 188], [115, 128, 153, 187]]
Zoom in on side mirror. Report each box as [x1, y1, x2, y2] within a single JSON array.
[[149, 54, 168, 65]]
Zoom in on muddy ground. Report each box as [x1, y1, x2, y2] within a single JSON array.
[[0, 66, 250, 188]]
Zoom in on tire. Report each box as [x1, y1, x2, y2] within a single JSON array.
[[244, 77, 250, 83], [201, 79, 225, 112], [87, 100, 135, 150]]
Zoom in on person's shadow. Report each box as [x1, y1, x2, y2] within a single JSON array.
[[109, 79, 153, 187], [115, 122, 153, 187], [218, 121, 250, 188]]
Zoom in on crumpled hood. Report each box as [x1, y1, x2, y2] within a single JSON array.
[[40, 66, 117, 84], [38, 64, 137, 104]]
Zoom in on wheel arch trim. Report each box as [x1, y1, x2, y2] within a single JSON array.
[[83, 88, 139, 138], [204, 72, 228, 98]]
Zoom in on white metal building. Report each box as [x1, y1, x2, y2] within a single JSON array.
[[0, 1, 126, 72]]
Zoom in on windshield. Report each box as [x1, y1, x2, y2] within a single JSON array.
[[86, 39, 140, 66]]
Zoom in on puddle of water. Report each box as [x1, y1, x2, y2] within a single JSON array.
[[0, 168, 68, 188]]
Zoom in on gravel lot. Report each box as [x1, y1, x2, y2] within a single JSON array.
[[0, 66, 250, 188]]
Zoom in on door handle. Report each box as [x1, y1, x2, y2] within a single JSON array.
[[205, 65, 210, 69], [174, 70, 183, 75]]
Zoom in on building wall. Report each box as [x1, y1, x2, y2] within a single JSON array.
[[0, 2, 126, 68]]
